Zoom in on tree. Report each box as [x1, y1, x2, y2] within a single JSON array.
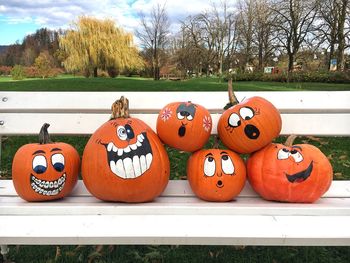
[[272, 0, 319, 72], [34, 51, 54, 78], [59, 16, 143, 77], [136, 3, 170, 80]]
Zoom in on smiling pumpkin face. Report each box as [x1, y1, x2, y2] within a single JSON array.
[[247, 142, 333, 203], [187, 149, 246, 202], [82, 117, 170, 202], [156, 101, 212, 152], [12, 142, 80, 202]]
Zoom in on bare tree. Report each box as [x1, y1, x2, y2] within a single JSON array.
[[136, 3, 170, 80], [336, 0, 349, 71], [272, 0, 319, 72]]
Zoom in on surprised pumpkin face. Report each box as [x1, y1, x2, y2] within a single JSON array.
[[157, 102, 212, 152], [187, 149, 246, 202]]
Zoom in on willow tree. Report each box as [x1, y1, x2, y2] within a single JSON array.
[[59, 16, 143, 77]]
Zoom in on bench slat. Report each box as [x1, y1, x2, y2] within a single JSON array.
[[1, 91, 350, 113], [1, 215, 350, 246], [1, 113, 350, 135]]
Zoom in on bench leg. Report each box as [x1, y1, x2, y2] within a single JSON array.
[[0, 245, 9, 261]]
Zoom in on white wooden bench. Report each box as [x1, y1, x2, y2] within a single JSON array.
[[0, 91, 350, 257]]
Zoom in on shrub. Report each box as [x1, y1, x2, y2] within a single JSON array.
[[11, 65, 25, 80], [0, 66, 12, 76], [107, 67, 119, 78]]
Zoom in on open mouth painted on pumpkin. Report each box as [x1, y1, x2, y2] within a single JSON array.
[[30, 173, 66, 196], [216, 180, 224, 188], [104, 132, 153, 179], [286, 161, 313, 183]]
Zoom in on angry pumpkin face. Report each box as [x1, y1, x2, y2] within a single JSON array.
[[12, 142, 80, 202], [156, 101, 212, 152], [247, 142, 333, 203], [187, 149, 246, 202], [82, 117, 170, 202]]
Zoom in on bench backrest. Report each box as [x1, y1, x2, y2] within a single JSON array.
[[1, 91, 350, 136]]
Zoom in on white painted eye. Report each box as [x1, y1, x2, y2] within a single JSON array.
[[228, 113, 241, 127], [32, 155, 47, 174], [277, 148, 290, 160], [186, 114, 193, 121], [51, 153, 65, 172], [204, 156, 216, 177], [221, 155, 234, 175], [290, 150, 303, 163], [239, 107, 255, 120], [177, 112, 185, 120], [117, 126, 127, 141]]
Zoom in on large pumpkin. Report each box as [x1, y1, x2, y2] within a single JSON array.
[[156, 101, 212, 152], [218, 79, 282, 153], [82, 96, 170, 202], [187, 144, 246, 202], [12, 123, 80, 201], [247, 135, 333, 203]]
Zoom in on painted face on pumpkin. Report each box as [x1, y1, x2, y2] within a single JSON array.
[[276, 146, 313, 183], [30, 148, 66, 196], [203, 151, 235, 189], [176, 103, 196, 137], [101, 120, 153, 179]]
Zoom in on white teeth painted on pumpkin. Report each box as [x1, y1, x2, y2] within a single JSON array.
[[140, 155, 147, 173], [107, 142, 113, 152], [117, 148, 124, 156], [124, 145, 131, 153], [116, 159, 125, 178], [31, 173, 66, 196], [110, 160, 117, 175], [123, 157, 135, 178], [137, 134, 144, 142], [112, 145, 118, 152], [140, 133, 145, 140], [146, 153, 153, 169], [136, 141, 142, 147], [130, 143, 137, 150], [133, 156, 142, 177]]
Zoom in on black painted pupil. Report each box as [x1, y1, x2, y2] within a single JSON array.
[[282, 148, 289, 152], [34, 165, 46, 174], [53, 163, 65, 172], [245, 116, 251, 120], [124, 124, 135, 139], [290, 149, 298, 154], [180, 111, 190, 117], [222, 155, 228, 160], [208, 157, 214, 162]]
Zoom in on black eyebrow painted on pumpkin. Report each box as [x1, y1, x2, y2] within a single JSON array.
[[220, 151, 228, 155], [205, 153, 213, 157], [292, 146, 302, 151], [50, 148, 62, 152], [33, 150, 45, 155]]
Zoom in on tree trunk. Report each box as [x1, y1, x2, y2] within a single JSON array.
[[93, 67, 98, 78], [336, 0, 348, 72], [288, 52, 294, 72]]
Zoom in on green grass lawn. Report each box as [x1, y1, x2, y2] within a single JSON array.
[[1, 74, 350, 91], [1, 75, 350, 263]]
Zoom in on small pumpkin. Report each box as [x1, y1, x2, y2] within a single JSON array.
[[156, 101, 212, 152], [12, 123, 80, 202], [82, 96, 170, 202], [218, 79, 282, 153], [187, 139, 246, 201], [247, 135, 333, 203]]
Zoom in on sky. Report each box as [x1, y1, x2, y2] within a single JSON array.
[[0, 0, 217, 46]]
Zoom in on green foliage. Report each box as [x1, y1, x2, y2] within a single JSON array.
[[11, 64, 25, 80]]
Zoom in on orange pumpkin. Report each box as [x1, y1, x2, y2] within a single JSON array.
[[187, 145, 246, 202], [82, 96, 170, 202], [247, 135, 333, 203], [218, 79, 281, 153], [12, 123, 80, 201], [156, 101, 212, 152]]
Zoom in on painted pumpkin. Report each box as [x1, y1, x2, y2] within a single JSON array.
[[82, 96, 170, 202], [187, 146, 246, 202], [218, 79, 282, 153], [156, 101, 212, 152], [247, 135, 333, 203], [12, 123, 80, 202]]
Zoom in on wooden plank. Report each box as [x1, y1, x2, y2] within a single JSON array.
[[1, 113, 350, 135], [1, 215, 350, 245], [1, 91, 350, 113], [1, 180, 350, 198]]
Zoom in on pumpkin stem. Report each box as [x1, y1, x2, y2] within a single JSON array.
[[285, 135, 297, 147], [213, 136, 220, 149], [39, 123, 51, 144], [224, 78, 239, 110], [110, 96, 130, 119]]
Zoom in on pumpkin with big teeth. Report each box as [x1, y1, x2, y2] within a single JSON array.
[[82, 96, 170, 202]]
